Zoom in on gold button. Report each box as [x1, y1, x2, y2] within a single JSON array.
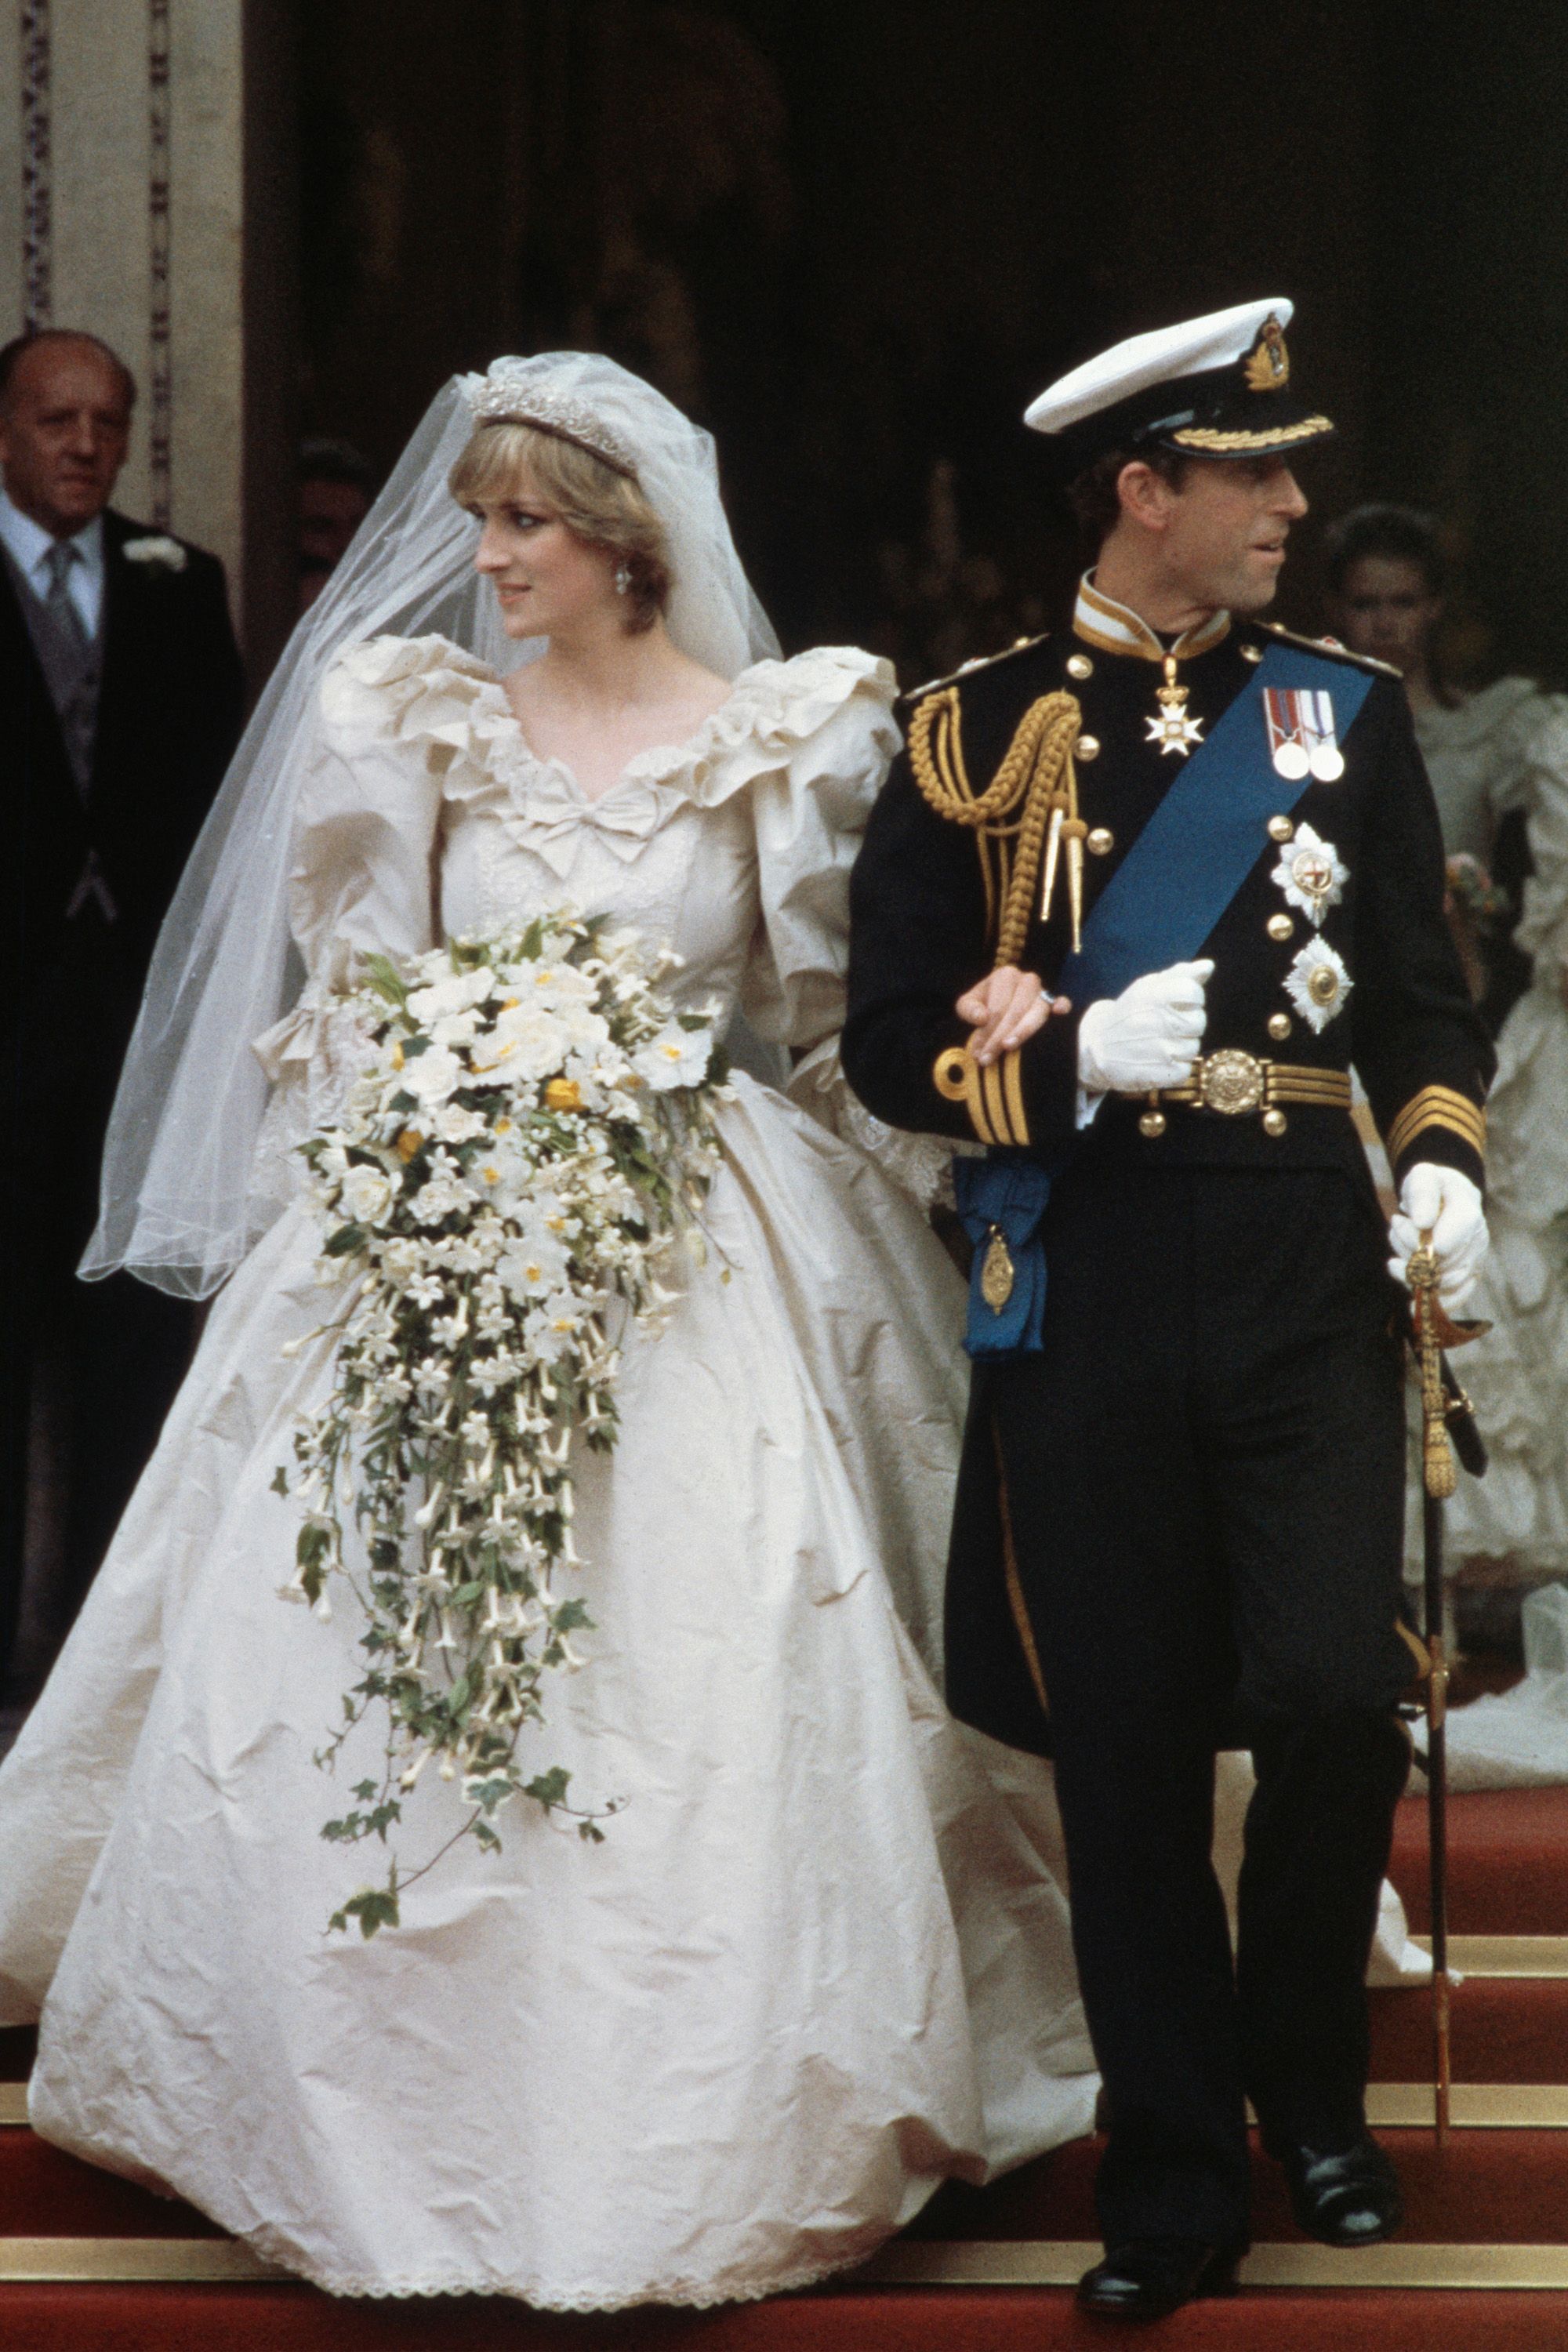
[[1075, 733, 1101, 760], [1268, 913, 1294, 942], [1138, 1110, 1167, 1139], [1087, 826, 1114, 856], [1240, 643, 1265, 664], [1066, 652, 1094, 680], [1262, 1108, 1289, 1137], [1268, 1011, 1292, 1041], [1268, 815, 1294, 843]]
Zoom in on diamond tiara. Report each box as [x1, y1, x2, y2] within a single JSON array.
[[459, 371, 639, 478]]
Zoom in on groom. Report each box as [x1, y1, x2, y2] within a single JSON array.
[[842, 301, 1494, 2320]]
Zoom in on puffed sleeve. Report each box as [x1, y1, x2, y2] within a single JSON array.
[[250, 635, 499, 1120], [738, 646, 902, 1053], [283, 633, 500, 977]]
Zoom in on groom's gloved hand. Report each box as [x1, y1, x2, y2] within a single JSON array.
[[1077, 959, 1213, 1096], [1388, 1163, 1489, 1310]]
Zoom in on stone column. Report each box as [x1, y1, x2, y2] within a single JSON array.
[[2, 0, 294, 672]]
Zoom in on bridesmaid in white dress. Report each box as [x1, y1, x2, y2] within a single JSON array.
[[0, 355, 1095, 2307], [1325, 506, 1568, 1601]]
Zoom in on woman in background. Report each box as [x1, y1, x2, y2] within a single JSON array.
[[1327, 503, 1568, 1657]]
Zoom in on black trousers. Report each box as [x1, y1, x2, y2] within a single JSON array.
[[1, 926, 193, 1694], [990, 1161, 1412, 2247]]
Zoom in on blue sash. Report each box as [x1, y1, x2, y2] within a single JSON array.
[[960, 641, 1375, 1358]]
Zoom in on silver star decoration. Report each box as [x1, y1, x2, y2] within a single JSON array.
[[1145, 706, 1206, 757]]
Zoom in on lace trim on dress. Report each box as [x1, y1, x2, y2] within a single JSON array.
[[789, 1039, 960, 1212], [205, 2209, 909, 2310]]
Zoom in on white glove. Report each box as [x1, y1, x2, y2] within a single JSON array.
[[1388, 1163, 1489, 1310], [1078, 959, 1213, 1095]]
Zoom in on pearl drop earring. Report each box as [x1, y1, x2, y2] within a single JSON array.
[[614, 563, 632, 596]]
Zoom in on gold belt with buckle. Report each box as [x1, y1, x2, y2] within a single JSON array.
[[1136, 1049, 1352, 1139]]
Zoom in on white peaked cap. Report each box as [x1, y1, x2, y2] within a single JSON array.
[[1026, 299, 1296, 436]]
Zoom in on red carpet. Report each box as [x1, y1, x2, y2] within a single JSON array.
[[1, 2283, 1565, 2352], [4, 1786, 1567, 2346], [1389, 1787, 1568, 1932]]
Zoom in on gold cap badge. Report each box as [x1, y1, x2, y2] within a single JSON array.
[[1243, 314, 1290, 395]]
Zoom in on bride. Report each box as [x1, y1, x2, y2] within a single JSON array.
[[0, 354, 1095, 2307]]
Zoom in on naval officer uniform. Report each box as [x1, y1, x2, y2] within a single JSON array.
[[841, 302, 1494, 2294]]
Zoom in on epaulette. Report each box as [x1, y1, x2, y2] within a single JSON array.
[[1252, 619, 1403, 680], [899, 632, 1051, 706]]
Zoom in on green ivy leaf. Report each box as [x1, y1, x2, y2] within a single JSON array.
[[468, 1774, 517, 1814], [523, 1766, 571, 1810], [328, 1886, 401, 1938]]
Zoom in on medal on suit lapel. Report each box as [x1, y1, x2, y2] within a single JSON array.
[[1145, 656, 1205, 758]]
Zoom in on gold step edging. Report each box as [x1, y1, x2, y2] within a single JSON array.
[[1363, 2083, 1568, 2129], [0, 2238, 288, 2283], [1416, 1936, 1568, 1979], [0, 2085, 25, 2126], [863, 2240, 1568, 2291], [3, 2238, 1568, 2291]]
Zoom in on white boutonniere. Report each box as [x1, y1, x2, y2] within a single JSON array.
[[122, 534, 187, 572]]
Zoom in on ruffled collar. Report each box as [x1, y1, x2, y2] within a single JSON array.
[[330, 633, 894, 882], [477, 659, 779, 880]]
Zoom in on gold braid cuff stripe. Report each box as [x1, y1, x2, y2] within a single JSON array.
[[1387, 1085, 1487, 1170], [1168, 414, 1334, 452], [934, 1044, 1030, 1148], [908, 686, 1083, 968]]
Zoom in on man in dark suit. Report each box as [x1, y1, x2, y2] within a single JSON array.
[[0, 328, 245, 1699]]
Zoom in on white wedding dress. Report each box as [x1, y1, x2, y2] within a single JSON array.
[[0, 636, 1097, 2307]]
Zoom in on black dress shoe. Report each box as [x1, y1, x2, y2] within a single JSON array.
[[1076, 2238, 1243, 2321], [1273, 2132, 1403, 2246]]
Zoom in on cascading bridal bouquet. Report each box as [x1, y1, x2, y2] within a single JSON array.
[[274, 913, 728, 1936]]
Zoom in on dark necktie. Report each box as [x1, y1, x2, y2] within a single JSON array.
[[40, 541, 116, 920], [39, 539, 101, 803], [43, 538, 92, 665]]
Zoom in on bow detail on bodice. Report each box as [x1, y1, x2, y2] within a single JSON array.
[[492, 763, 681, 880]]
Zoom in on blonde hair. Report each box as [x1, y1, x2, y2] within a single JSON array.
[[448, 419, 672, 633]]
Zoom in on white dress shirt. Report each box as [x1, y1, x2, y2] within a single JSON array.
[[0, 483, 106, 636]]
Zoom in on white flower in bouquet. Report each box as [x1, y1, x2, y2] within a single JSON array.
[[406, 967, 496, 1024], [633, 1020, 716, 1091], [339, 1164, 395, 1227], [519, 960, 597, 1007], [274, 913, 727, 1938], [399, 1041, 465, 1105], [470, 1001, 572, 1080], [431, 1102, 489, 1145], [495, 1223, 572, 1300]]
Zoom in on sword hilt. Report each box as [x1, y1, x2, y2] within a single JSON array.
[[1408, 1232, 1457, 1501]]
